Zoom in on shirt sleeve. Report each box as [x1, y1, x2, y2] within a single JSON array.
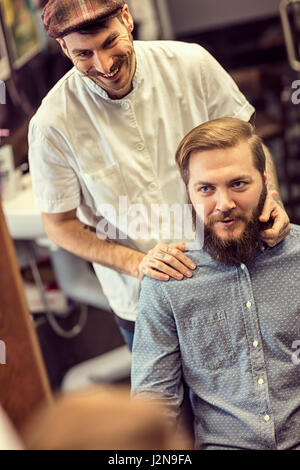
[[28, 120, 81, 214], [198, 45, 255, 122], [131, 276, 184, 423]]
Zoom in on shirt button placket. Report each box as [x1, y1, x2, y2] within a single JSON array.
[[136, 142, 145, 151], [123, 101, 137, 129], [149, 182, 157, 191], [121, 101, 130, 111], [122, 100, 145, 150]]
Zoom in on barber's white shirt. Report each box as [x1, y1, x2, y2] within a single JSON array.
[[29, 41, 254, 321]]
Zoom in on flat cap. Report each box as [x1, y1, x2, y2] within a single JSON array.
[[42, 0, 125, 38]]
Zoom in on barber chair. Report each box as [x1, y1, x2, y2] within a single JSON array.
[[16, 240, 131, 392], [47, 247, 131, 391]]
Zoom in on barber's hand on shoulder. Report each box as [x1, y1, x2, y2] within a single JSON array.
[[138, 243, 197, 281], [259, 191, 290, 247]]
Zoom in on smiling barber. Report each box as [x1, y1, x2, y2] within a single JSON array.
[[28, 0, 290, 350]]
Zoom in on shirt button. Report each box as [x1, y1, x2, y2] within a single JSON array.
[[121, 101, 130, 110], [258, 378, 264, 385], [253, 340, 258, 348], [246, 301, 252, 309], [240, 264, 246, 270], [264, 414, 270, 422], [149, 182, 157, 191], [136, 143, 144, 151]]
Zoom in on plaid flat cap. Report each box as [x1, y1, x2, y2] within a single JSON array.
[[43, 0, 125, 38]]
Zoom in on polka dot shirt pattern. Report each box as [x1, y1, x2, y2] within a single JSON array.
[[131, 225, 300, 450]]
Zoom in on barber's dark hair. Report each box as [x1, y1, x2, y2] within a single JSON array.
[[175, 117, 266, 187]]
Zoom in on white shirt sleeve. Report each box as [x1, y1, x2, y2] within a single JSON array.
[[28, 121, 81, 214], [198, 45, 255, 122]]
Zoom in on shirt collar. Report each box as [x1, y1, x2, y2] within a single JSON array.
[[190, 238, 272, 270]]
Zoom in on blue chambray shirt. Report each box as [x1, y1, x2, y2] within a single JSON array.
[[131, 224, 300, 450]]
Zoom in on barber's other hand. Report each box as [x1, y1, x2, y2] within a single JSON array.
[[259, 191, 290, 247], [138, 243, 197, 281]]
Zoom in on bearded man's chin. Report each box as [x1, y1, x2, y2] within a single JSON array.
[[203, 219, 261, 266]]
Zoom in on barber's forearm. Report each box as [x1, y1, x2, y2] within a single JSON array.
[[263, 144, 284, 208], [43, 217, 145, 278]]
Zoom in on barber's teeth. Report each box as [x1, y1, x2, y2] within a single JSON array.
[[103, 67, 119, 78]]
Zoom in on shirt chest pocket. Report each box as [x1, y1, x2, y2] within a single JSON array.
[[182, 311, 237, 370], [81, 164, 128, 213]]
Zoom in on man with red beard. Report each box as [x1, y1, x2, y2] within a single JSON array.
[[131, 118, 300, 450], [29, 1, 290, 349]]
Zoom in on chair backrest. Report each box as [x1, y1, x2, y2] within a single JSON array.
[[49, 248, 111, 311]]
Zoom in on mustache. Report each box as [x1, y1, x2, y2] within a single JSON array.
[[207, 210, 249, 225]]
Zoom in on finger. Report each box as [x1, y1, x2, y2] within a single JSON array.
[[259, 213, 269, 222], [260, 220, 290, 240], [260, 228, 290, 248], [259, 201, 273, 221], [260, 234, 282, 247], [153, 252, 194, 277], [141, 265, 170, 281], [260, 229, 282, 244], [148, 259, 186, 280], [160, 246, 196, 270], [259, 202, 272, 222], [275, 221, 290, 237], [169, 242, 188, 251]]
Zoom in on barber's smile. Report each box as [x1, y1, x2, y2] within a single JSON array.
[[92, 56, 129, 83], [100, 66, 122, 81]]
